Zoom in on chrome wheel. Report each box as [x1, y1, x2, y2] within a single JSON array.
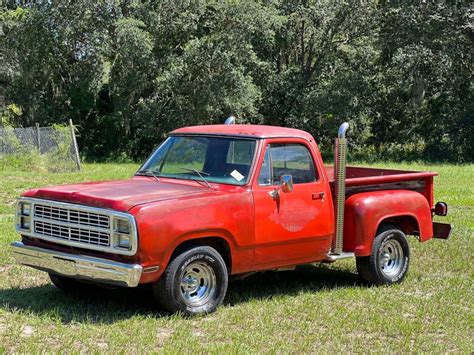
[[154, 246, 228, 315], [179, 261, 217, 307], [356, 225, 410, 285], [379, 238, 404, 278]]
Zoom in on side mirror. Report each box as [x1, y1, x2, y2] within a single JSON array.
[[268, 174, 294, 199], [280, 175, 293, 193]]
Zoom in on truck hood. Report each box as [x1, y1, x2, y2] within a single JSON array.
[[23, 177, 211, 212]]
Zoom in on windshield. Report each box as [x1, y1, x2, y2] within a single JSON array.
[[137, 136, 257, 186]]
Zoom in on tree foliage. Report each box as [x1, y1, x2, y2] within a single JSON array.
[[1, 0, 472, 161]]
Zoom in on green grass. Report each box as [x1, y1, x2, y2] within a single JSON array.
[[0, 162, 472, 352]]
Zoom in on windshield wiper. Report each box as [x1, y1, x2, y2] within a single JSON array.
[[179, 168, 211, 188], [135, 169, 160, 181]]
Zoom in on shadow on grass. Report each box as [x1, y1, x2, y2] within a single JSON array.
[[226, 264, 360, 306], [0, 264, 361, 324], [0, 283, 161, 324]]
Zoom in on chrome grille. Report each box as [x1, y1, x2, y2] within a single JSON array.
[[34, 204, 110, 228], [34, 221, 110, 247], [16, 198, 138, 256]]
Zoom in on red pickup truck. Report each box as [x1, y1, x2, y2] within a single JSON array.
[[11, 122, 451, 315]]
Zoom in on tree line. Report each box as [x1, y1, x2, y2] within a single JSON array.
[[1, 1, 472, 162]]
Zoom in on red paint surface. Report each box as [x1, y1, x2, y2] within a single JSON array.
[[343, 190, 434, 256], [23, 177, 210, 211], [251, 137, 334, 268], [172, 124, 315, 140], [20, 124, 445, 283]]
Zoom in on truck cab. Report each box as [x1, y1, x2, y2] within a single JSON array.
[[11, 122, 451, 315]]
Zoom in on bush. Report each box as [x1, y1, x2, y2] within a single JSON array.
[[349, 142, 427, 163], [0, 151, 49, 172]]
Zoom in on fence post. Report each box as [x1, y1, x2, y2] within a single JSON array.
[[69, 119, 81, 170], [0, 127, 3, 157], [36, 123, 41, 152]]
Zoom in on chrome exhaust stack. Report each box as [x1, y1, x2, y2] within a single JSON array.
[[332, 122, 349, 255], [224, 115, 236, 125]]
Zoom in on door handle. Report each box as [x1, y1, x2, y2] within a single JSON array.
[[312, 192, 325, 200]]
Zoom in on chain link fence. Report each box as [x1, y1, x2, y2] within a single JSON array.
[[0, 122, 81, 172]]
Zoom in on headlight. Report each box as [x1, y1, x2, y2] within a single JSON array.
[[114, 218, 131, 234], [20, 203, 31, 216], [20, 216, 31, 229], [114, 233, 131, 250], [112, 217, 133, 250], [16, 201, 32, 231]]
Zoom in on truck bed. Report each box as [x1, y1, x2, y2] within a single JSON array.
[[325, 166, 437, 186], [325, 166, 437, 205]]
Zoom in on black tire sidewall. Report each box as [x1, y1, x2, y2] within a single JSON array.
[[169, 247, 228, 315], [372, 229, 410, 284]]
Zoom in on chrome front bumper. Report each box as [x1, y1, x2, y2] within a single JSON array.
[[11, 241, 143, 287]]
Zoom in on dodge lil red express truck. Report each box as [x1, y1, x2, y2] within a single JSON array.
[[11, 122, 451, 315]]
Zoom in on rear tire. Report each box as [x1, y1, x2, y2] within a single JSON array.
[[356, 224, 410, 285], [153, 246, 228, 316]]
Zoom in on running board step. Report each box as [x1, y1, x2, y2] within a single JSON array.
[[324, 252, 355, 262]]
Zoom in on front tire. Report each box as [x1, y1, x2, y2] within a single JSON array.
[[153, 246, 228, 315], [356, 224, 410, 285]]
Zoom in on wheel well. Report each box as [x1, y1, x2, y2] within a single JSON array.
[[378, 215, 420, 236], [170, 237, 232, 272]]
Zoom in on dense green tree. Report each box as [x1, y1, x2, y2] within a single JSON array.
[[1, 0, 472, 161], [2, 4, 105, 125], [374, 2, 473, 161]]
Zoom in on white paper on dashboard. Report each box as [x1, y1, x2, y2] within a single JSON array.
[[230, 169, 244, 181]]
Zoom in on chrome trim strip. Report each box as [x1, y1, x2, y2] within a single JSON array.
[[15, 197, 138, 256], [11, 241, 143, 287]]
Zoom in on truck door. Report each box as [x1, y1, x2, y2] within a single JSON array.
[[252, 139, 334, 268]]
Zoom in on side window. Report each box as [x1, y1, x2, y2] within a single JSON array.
[[258, 143, 317, 185]]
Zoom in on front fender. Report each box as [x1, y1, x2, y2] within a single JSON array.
[[130, 190, 255, 283], [343, 190, 433, 256]]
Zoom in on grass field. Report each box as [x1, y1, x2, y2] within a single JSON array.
[[0, 162, 472, 352]]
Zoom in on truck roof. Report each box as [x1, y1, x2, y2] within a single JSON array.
[[171, 124, 314, 140]]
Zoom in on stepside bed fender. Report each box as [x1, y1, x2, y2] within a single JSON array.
[[343, 190, 433, 257]]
